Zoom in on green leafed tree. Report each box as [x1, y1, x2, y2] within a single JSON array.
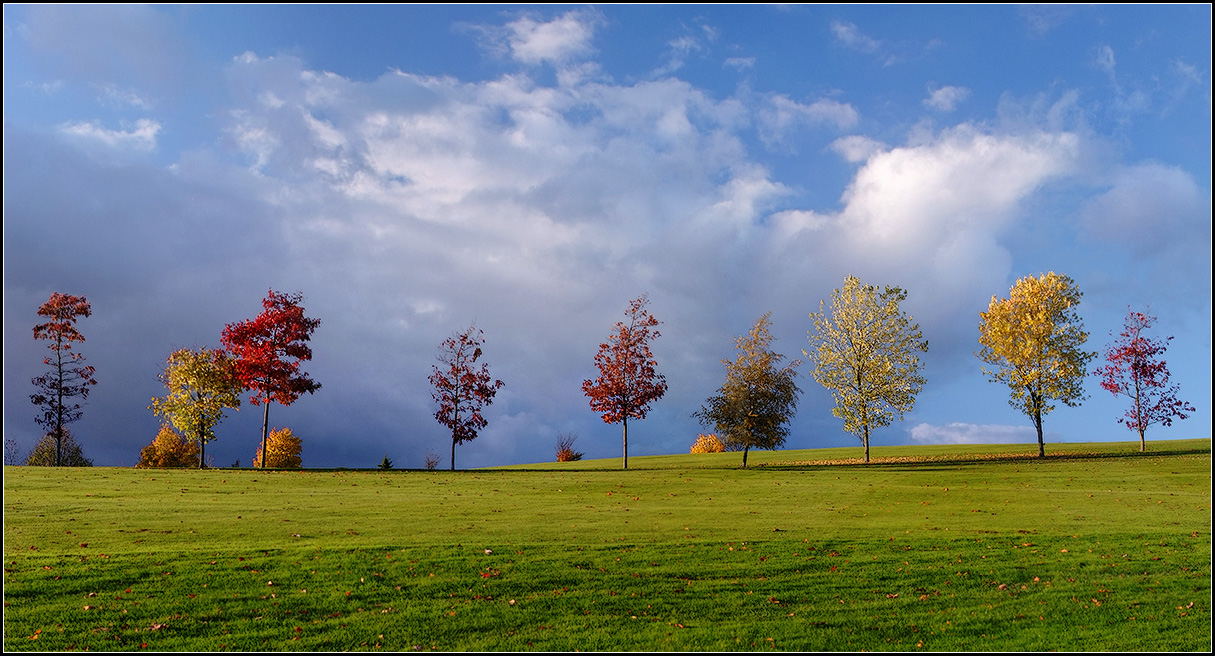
[[977, 271, 1095, 457], [149, 347, 242, 468], [807, 275, 928, 463], [695, 313, 801, 467]]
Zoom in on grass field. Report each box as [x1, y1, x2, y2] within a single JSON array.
[[3, 439, 1210, 651]]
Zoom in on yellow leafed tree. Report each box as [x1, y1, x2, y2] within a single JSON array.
[[977, 271, 1095, 457], [136, 424, 200, 468], [807, 276, 927, 463], [689, 433, 725, 454], [149, 347, 242, 468], [252, 426, 302, 469]]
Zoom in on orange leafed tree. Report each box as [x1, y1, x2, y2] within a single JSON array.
[[582, 294, 668, 470], [136, 424, 201, 468], [30, 292, 98, 467]]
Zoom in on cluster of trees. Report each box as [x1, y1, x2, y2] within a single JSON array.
[[683, 272, 1193, 465], [22, 271, 1196, 469]]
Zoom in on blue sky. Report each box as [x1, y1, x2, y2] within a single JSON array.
[[3, 5, 1210, 468]]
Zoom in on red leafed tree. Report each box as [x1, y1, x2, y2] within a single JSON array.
[[221, 290, 321, 468], [429, 324, 504, 470], [30, 292, 98, 467], [582, 294, 668, 470], [1094, 307, 1196, 452]]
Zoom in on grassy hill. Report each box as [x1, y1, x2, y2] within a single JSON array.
[[3, 439, 1210, 651]]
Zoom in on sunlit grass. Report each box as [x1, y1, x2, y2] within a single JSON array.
[[4, 439, 1210, 650]]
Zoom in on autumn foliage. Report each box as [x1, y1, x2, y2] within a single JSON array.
[[582, 295, 668, 469], [149, 347, 242, 468], [30, 292, 98, 467], [1094, 308, 1195, 452], [555, 432, 584, 462], [252, 427, 303, 469], [222, 290, 321, 468], [689, 433, 726, 454], [808, 277, 926, 463], [978, 272, 1094, 457], [429, 324, 505, 470], [136, 424, 201, 468]]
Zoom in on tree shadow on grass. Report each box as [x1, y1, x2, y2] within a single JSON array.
[[752, 445, 1212, 471]]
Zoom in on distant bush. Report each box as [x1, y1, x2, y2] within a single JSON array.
[[690, 433, 725, 454], [555, 432, 584, 462], [26, 429, 94, 467], [136, 424, 200, 468], [425, 451, 441, 471], [378, 455, 393, 470], [252, 427, 302, 469]]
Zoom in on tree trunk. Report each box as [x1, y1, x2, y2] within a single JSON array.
[[742, 445, 749, 468], [863, 426, 870, 463], [260, 402, 271, 469], [199, 427, 206, 469], [1033, 408, 1045, 458], [451, 434, 456, 471], [1139, 427, 1146, 452], [56, 340, 64, 467], [622, 415, 629, 470]]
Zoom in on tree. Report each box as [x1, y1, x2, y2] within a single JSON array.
[[429, 324, 505, 470], [807, 276, 927, 463], [30, 292, 98, 467], [977, 271, 1095, 458], [136, 424, 201, 468], [149, 347, 242, 468], [221, 290, 321, 469], [252, 426, 303, 468], [26, 429, 93, 467], [695, 313, 802, 467], [582, 294, 668, 470], [1094, 307, 1195, 452], [689, 433, 726, 454]]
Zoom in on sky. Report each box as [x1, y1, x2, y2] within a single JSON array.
[[3, 5, 1211, 469]]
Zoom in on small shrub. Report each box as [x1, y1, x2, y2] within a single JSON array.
[[136, 424, 200, 468], [378, 455, 393, 470], [555, 432, 584, 462], [252, 427, 303, 469], [690, 433, 725, 454], [424, 451, 441, 471], [25, 429, 94, 467]]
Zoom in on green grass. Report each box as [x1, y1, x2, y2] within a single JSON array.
[[4, 439, 1210, 651]]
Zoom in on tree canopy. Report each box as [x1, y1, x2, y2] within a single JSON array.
[[221, 289, 321, 468], [808, 276, 927, 463], [695, 313, 801, 467], [582, 294, 668, 470], [429, 324, 504, 470], [1094, 307, 1195, 452], [977, 271, 1095, 457], [149, 347, 242, 468], [30, 292, 97, 467]]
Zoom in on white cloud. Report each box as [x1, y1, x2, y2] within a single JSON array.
[[59, 118, 161, 150], [924, 85, 970, 112], [758, 95, 858, 146], [505, 12, 597, 66], [909, 422, 1044, 445], [724, 57, 755, 71], [830, 135, 886, 163], [830, 20, 880, 54]]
